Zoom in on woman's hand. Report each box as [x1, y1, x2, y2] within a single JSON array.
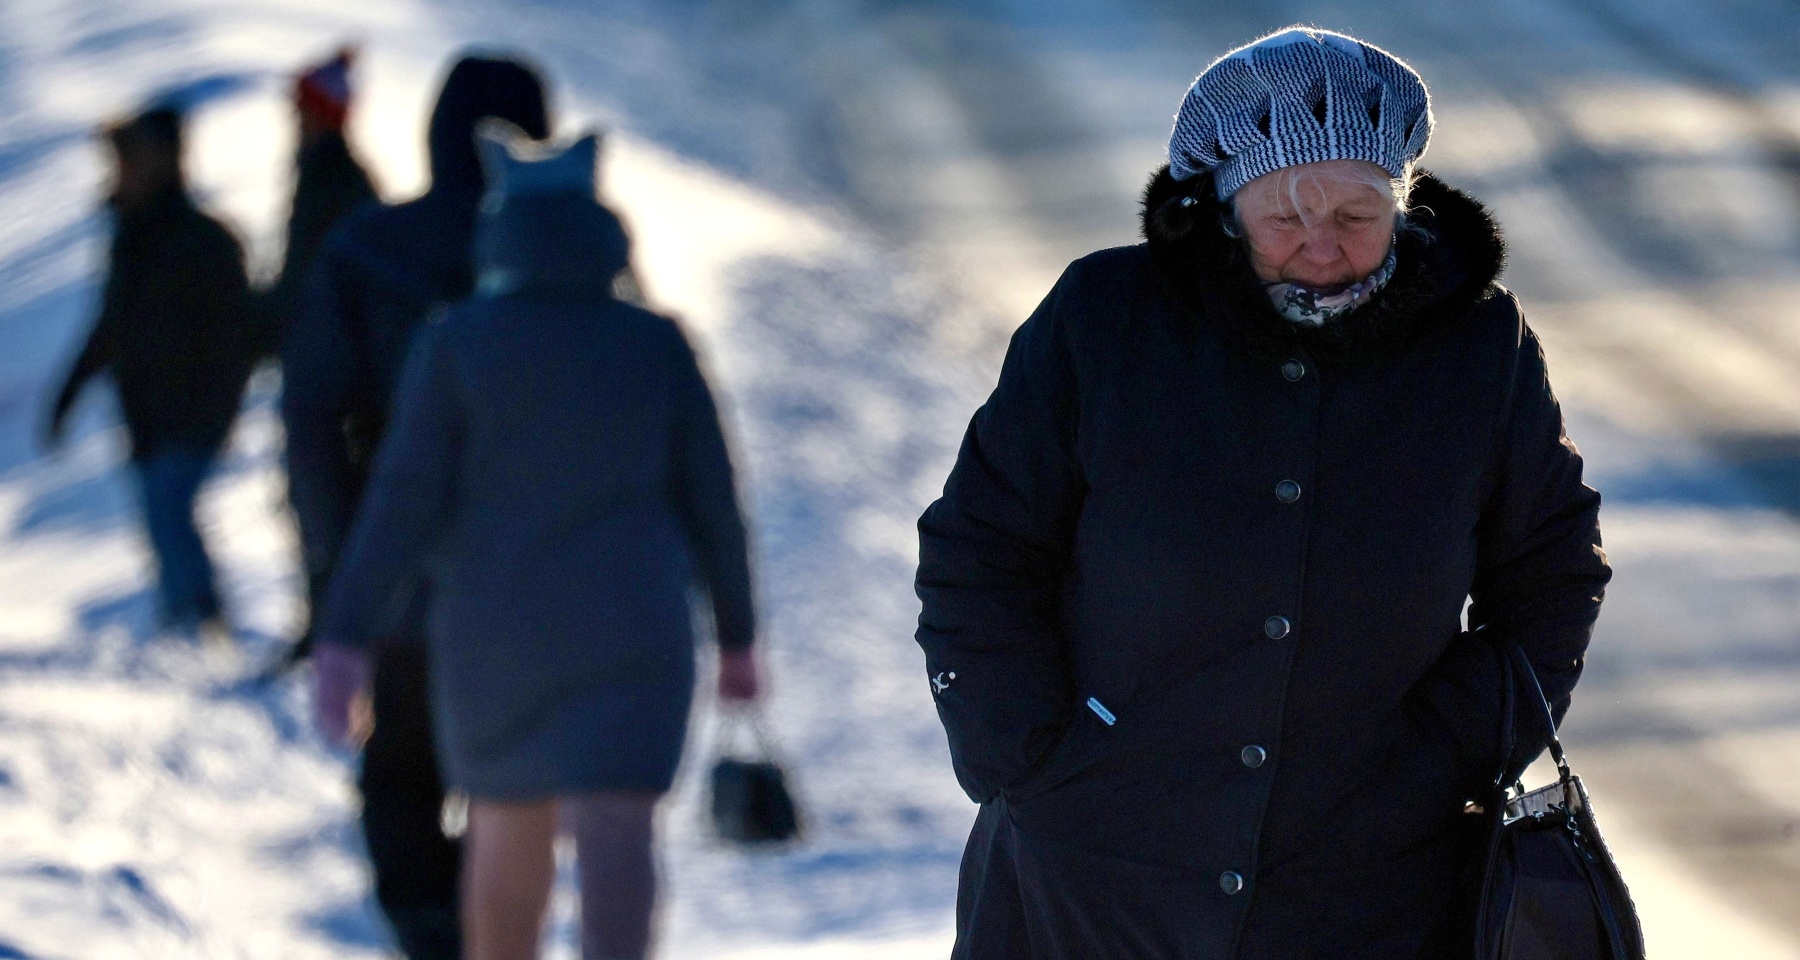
[[717, 647, 761, 702], [314, 641, 374, 748]]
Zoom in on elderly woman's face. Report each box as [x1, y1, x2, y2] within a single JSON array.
[[1234, 160, 1397, 289]]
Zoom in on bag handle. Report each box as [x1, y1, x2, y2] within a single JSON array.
[[716, 704, 785, 764], [1499, 641, 1578, 810]]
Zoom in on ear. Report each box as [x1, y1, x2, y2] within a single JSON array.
[[475, 118, 529, 195]]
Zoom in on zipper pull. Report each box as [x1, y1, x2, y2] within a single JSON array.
[[1086, 697, 1116, 726]]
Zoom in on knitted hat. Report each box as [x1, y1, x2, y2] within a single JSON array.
[[295, 48, 356, 130], [473, 121, 629, 296], [1168, 27, 1432, 200]]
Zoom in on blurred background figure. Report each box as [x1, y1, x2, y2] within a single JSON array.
[[281, 53, 552, 960], [259, 47, 378, 362], [313, 122, 760, 960], [264, 46, 379, 664], [44, 106, 254, 641]]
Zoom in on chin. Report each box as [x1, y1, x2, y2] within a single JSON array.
[[1286, 275, 1356, 291]]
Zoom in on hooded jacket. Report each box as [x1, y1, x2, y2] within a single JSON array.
[[281, 56, 549, 622], [318, 145, 753, 795], [915, 166, 1609, 959]]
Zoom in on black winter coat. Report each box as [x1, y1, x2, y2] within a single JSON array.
[[915, 167, 1610, 960], [52, 188, 252, 459]]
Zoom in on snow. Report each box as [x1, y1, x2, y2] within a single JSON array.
[[0, 0, 980, 955], [2, 0, 1800, 956]]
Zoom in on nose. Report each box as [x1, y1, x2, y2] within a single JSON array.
[[1299, 224, 1342, 266]]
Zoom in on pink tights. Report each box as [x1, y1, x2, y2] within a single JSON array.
[[463, 792, 659, 960]]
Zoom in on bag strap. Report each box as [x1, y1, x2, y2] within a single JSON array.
[[1500, 641, 1578, 812]]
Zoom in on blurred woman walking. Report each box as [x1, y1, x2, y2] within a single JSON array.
[[312, 124, 760, 960]]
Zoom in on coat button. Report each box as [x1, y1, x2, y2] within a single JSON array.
[[1263, 616, 1291, 639], [1275, 480, 1301, 503], [1241, 745, 1267, 769], [1281, 359, 1305, 381], [1220, 871, 1245, 895]]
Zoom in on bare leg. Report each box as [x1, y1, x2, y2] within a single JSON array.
[[464, 799, 558, 960], [560, 792, 660, 960]]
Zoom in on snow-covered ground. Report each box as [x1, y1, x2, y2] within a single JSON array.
[[2, 0, 1799, 957]]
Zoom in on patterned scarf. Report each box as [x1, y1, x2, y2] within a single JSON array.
[[1264, 246, 1398, 327]]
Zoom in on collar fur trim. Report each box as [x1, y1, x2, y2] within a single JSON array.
[[1139, 164, 1508, 359]]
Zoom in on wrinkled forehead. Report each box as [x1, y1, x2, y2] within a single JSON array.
[[1234, 160, 1397, 216]]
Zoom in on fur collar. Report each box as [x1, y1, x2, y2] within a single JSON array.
[[1139, 164, 1507, 360]]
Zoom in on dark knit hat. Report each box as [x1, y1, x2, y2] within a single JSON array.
[[296, 48, 356, 130]]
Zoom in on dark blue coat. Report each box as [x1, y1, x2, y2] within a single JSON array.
[[318, 192, 754, 797], [281, 58, 549, 625], [916, 169, 1610, 959]]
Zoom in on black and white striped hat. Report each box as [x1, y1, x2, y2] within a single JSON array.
[[1169, 27, 1433, 199]]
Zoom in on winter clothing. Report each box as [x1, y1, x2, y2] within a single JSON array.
[[470, 127, 611, 297], [51, 188, 252, 459], [48, 180, 251, 631], [1268, 245, 1398, 326], [258, 130, 377, 361], [361, 646, 461, 960], [264, 123, 376, 660], [319, 131, 753, 798], [281, 54, 550, 959], [282, 57, 549, 603], [915, 164, 1608, 960], [1170, 27, 1433, 198], [134, 448, 222, 626], [296, 49, 355, 132]]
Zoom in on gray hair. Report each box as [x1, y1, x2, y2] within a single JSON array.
[[1221, 160, 1418, 238]]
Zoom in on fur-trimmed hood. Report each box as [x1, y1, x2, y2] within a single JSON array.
[[1139, 163, 1507, 359]]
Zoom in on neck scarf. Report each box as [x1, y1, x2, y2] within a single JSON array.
[[1264, 245, 1398, 327]]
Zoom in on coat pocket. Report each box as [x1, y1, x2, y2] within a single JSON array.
[[1009, 826, 1216, 960]]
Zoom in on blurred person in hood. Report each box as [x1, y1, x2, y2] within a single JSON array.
[[915, 27, 1610, 959], [262, 46, 378, 664], [312, 122, 759, 960], [46, 105, 254, 640], [281, 53, 550, 960]]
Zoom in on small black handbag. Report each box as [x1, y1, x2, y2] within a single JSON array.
[[709, 709, 802, 845], [1474, 642, 1646, 960]]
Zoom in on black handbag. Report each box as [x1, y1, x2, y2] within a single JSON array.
[[709, 709, 802, 845], [1474, 642, 1646, 960]]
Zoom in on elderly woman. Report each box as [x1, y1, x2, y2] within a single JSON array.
[[915, 27, 1610, 959]]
